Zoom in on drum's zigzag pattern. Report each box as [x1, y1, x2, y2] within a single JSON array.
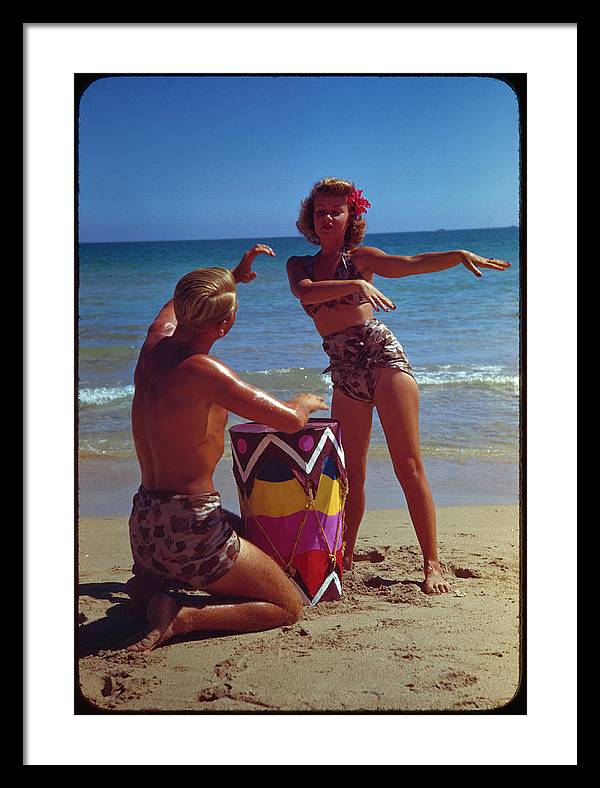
[[230, 421, 346, 605], [231, 427, 345, 484], [293, 571, 342, 607]]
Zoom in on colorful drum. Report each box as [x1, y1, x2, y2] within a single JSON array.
[[229, 419, 347, 605]]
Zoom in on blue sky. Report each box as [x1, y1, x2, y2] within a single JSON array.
[[78, 75, 520, 242]]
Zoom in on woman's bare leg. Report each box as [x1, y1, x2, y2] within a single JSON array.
[[374, 368, 450, 595], [331, 387, 374, 570], [126, 539, 304, 652]]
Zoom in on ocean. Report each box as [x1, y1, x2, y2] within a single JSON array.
[[78, 227, 521, 515]]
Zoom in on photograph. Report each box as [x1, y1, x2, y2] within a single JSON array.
[[75, 73, 523, 715], [23, 20, 578, 767]]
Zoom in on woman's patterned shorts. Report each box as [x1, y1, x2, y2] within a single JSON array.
[[322, 318, 415, 404]]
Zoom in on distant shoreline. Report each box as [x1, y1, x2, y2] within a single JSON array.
[[79, 226, 519, 246]]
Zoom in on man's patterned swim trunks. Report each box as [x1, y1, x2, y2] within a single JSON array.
[[129, 486, 241, 590]]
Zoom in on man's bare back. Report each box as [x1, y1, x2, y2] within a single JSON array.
[[132, 302, 325, 496], [133, 335, 230, 495]]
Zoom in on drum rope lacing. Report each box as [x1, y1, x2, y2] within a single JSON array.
[[239, 476, 349, 578], [317, 476, 348, 571], [238, 489, 313, 577]]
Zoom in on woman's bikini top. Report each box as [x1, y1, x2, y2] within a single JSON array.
[[301, 249, 370, 318]]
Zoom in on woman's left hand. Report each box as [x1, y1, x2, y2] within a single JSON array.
[[233, 244, 276, 284], [460, 250, 511, 278]]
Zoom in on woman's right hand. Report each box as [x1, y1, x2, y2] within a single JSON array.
[[356, 280, 396, 312]]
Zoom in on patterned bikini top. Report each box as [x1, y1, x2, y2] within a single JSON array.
[[301, 249, 370, 318]]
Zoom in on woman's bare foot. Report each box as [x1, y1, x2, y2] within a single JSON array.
[[126, 592, 181, 652], [423, 560, 451, 595]]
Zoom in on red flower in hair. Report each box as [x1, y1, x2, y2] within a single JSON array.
[[348, 187, 371, 217]]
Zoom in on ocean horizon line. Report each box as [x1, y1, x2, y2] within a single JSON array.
[[79, 225, 519, 246]]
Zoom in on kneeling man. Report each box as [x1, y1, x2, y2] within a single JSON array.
[[126, 245, 326, 651]]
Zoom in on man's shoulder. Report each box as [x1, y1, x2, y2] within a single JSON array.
[[180, 352, 224, 372], [180, 353, 237, 385], [178, 354, 248, 407]]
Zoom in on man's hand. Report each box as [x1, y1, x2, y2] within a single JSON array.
[[232, 244, 276, 284], [283, 393, 329, 430], [296, 393, 329, 414]]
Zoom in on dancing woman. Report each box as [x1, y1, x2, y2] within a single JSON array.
[[286, 178, 510, 594]]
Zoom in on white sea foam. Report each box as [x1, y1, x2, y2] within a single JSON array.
[[78, 364, 518, 411], [78, 385, 134, 406], [414, 365, 519, 391], [250, 368, 301, 375], [246, 365, 518, 391]]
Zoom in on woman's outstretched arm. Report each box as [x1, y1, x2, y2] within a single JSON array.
[[352, 246, 511, 279]]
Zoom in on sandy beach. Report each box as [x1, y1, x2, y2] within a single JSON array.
[[77, 503, 522, 713]]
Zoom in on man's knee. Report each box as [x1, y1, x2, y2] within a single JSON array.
[[282, 588, 304, 625]]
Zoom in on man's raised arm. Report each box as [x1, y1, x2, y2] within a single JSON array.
[[141, 299, 177, 353]]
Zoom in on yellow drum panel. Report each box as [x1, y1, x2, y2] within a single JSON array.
[[247, 474, 342, 518]]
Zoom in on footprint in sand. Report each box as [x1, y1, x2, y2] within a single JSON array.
[[363, 573, 399, 589], [452, 699, 480, 709], [354, 547, 389, 563], [435, 670, 478, 690], [102, 674, 126, 697], [451, 566, 482, 579], [99, 671, 159, 702], [197, 687, 228, 703]]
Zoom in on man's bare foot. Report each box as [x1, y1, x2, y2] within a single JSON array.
[[343, 555, 354, 572], [125, 575, 164, 617], [126, 592, 181, 652], [423, 560, 451, 595]]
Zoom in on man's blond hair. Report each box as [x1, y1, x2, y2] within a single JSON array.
[[173, 267, 237, 329]]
